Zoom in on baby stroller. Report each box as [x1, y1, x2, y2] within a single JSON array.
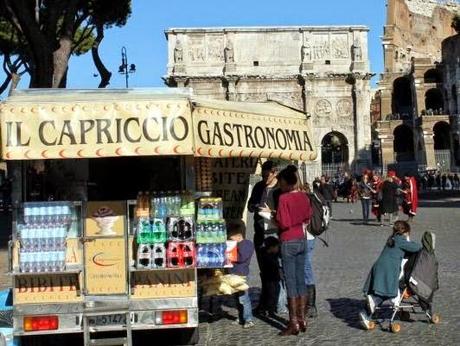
[[362, 232, 440, 333]]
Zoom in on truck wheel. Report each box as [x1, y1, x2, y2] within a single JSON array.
[[179, 327, 200, 345]]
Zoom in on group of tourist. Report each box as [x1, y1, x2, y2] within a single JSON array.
[[420, 171, 460, 191], [356, 170, 419, 226]]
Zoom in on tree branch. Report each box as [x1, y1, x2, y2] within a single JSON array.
[[71, 23, 94, 53], [91, 23, 111, 88], [3, 0, 23, 34], [0, 74, 12, 95]]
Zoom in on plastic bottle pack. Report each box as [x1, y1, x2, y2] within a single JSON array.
[[166, 241, 196, 268]]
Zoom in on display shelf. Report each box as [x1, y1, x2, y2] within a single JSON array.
[[197, 265, 233, 269], [129, 266, 195, 272], [8, 267, 82, 276]]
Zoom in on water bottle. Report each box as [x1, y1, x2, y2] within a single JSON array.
[[28, 227, 36, 252], [19, 251, 26, 272], [58, 226, 67, 250], [20, 225, 28, 250], [45, 204, 53, 224], [58, 251, 66, 271], [24, 206, 31, 224], [219, 244, 226, 267], [48, 251, 56, 272], [198, 246, 207, 268]]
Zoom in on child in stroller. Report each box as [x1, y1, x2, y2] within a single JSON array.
[[360, 224, 440, 332]]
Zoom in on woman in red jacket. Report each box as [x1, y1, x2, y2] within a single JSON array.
[[274, 165, 312, 335]]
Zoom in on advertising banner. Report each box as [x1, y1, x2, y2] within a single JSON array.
[[192, 105, 317, 161], [0, 99, 194, 160], [14, 274, 82, 304], [84, 201, 127, 295]]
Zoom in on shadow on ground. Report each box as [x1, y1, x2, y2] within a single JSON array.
[[326, 298, 366, 331]]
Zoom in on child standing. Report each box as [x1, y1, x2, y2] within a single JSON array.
[[228, 221, 255, 328]]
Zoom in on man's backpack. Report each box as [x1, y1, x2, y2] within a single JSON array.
[[307, 192, 330, 238]]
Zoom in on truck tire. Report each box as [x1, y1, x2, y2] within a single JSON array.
[[179, 327, 199, 345]]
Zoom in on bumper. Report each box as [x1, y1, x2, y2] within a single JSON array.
[[14, 298, 198, 336]]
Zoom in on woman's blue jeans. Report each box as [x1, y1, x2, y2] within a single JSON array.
[[281, 239, 307, 298], [304, 238, 316, 285], [361, 198, 372, 222]]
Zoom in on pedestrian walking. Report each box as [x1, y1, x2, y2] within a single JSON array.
[[358, 174, 376, 224], [454, 173, 460, 190], [371, 174, 383, 223], [319, 175, 335, 218], [441, 174, 447, 191], [263, 165, 312, 335], [380, 176, 400, 226]]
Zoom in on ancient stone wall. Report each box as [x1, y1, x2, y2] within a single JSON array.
[[165, 26, 373, 175], [384, 0, 458, 74]]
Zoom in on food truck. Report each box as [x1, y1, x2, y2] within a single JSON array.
[[0, 88, 316, 346]]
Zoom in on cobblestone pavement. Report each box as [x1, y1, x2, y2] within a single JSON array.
[[0, 195, 458, 345], [197, 196, 460, 346]]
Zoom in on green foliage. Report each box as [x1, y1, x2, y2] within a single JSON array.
[[0, 0, 131, 87], [453, 14, 460, 34]]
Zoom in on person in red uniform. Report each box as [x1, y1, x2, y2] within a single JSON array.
[[401, 174, 418, 222], [264, 165, 312, 336]]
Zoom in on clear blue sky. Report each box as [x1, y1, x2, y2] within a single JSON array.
[[12, 0, 388, 91]]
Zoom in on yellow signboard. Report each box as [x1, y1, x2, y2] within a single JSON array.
[[14, 274, 82, 304], [84, 238, 127, 295], [192, 105, 317, 161], [131, 269, 196, 299], [0, 93, 317, 161], [0, 99, 193, 160]]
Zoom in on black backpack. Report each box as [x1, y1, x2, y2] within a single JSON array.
[[307, 192, 330, 239]]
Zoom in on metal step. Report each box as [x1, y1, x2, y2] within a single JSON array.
[[89, 337, 128, 346]]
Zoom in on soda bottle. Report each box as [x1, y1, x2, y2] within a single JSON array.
[[137, 244, 152, 268]]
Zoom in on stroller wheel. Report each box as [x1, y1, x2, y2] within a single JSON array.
[[431, 313, 441, 324], [399, 311, 411, 321], [368, 321, 376, 330], [390, 323, 401, 333]]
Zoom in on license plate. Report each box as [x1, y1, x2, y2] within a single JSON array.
[[88, 314, 127, 326]]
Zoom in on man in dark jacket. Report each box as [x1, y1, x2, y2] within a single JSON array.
[[247, 161, 278, 260]]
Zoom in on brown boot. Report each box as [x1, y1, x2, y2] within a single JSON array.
[[297, 295, 307, 332], [279, 297, 299, 336]]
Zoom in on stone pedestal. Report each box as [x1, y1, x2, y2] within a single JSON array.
[[301, 62, 314, 71], [224, 63, 236, 74]]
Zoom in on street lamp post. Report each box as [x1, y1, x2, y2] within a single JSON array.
[[119, 46, 136, 88]]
